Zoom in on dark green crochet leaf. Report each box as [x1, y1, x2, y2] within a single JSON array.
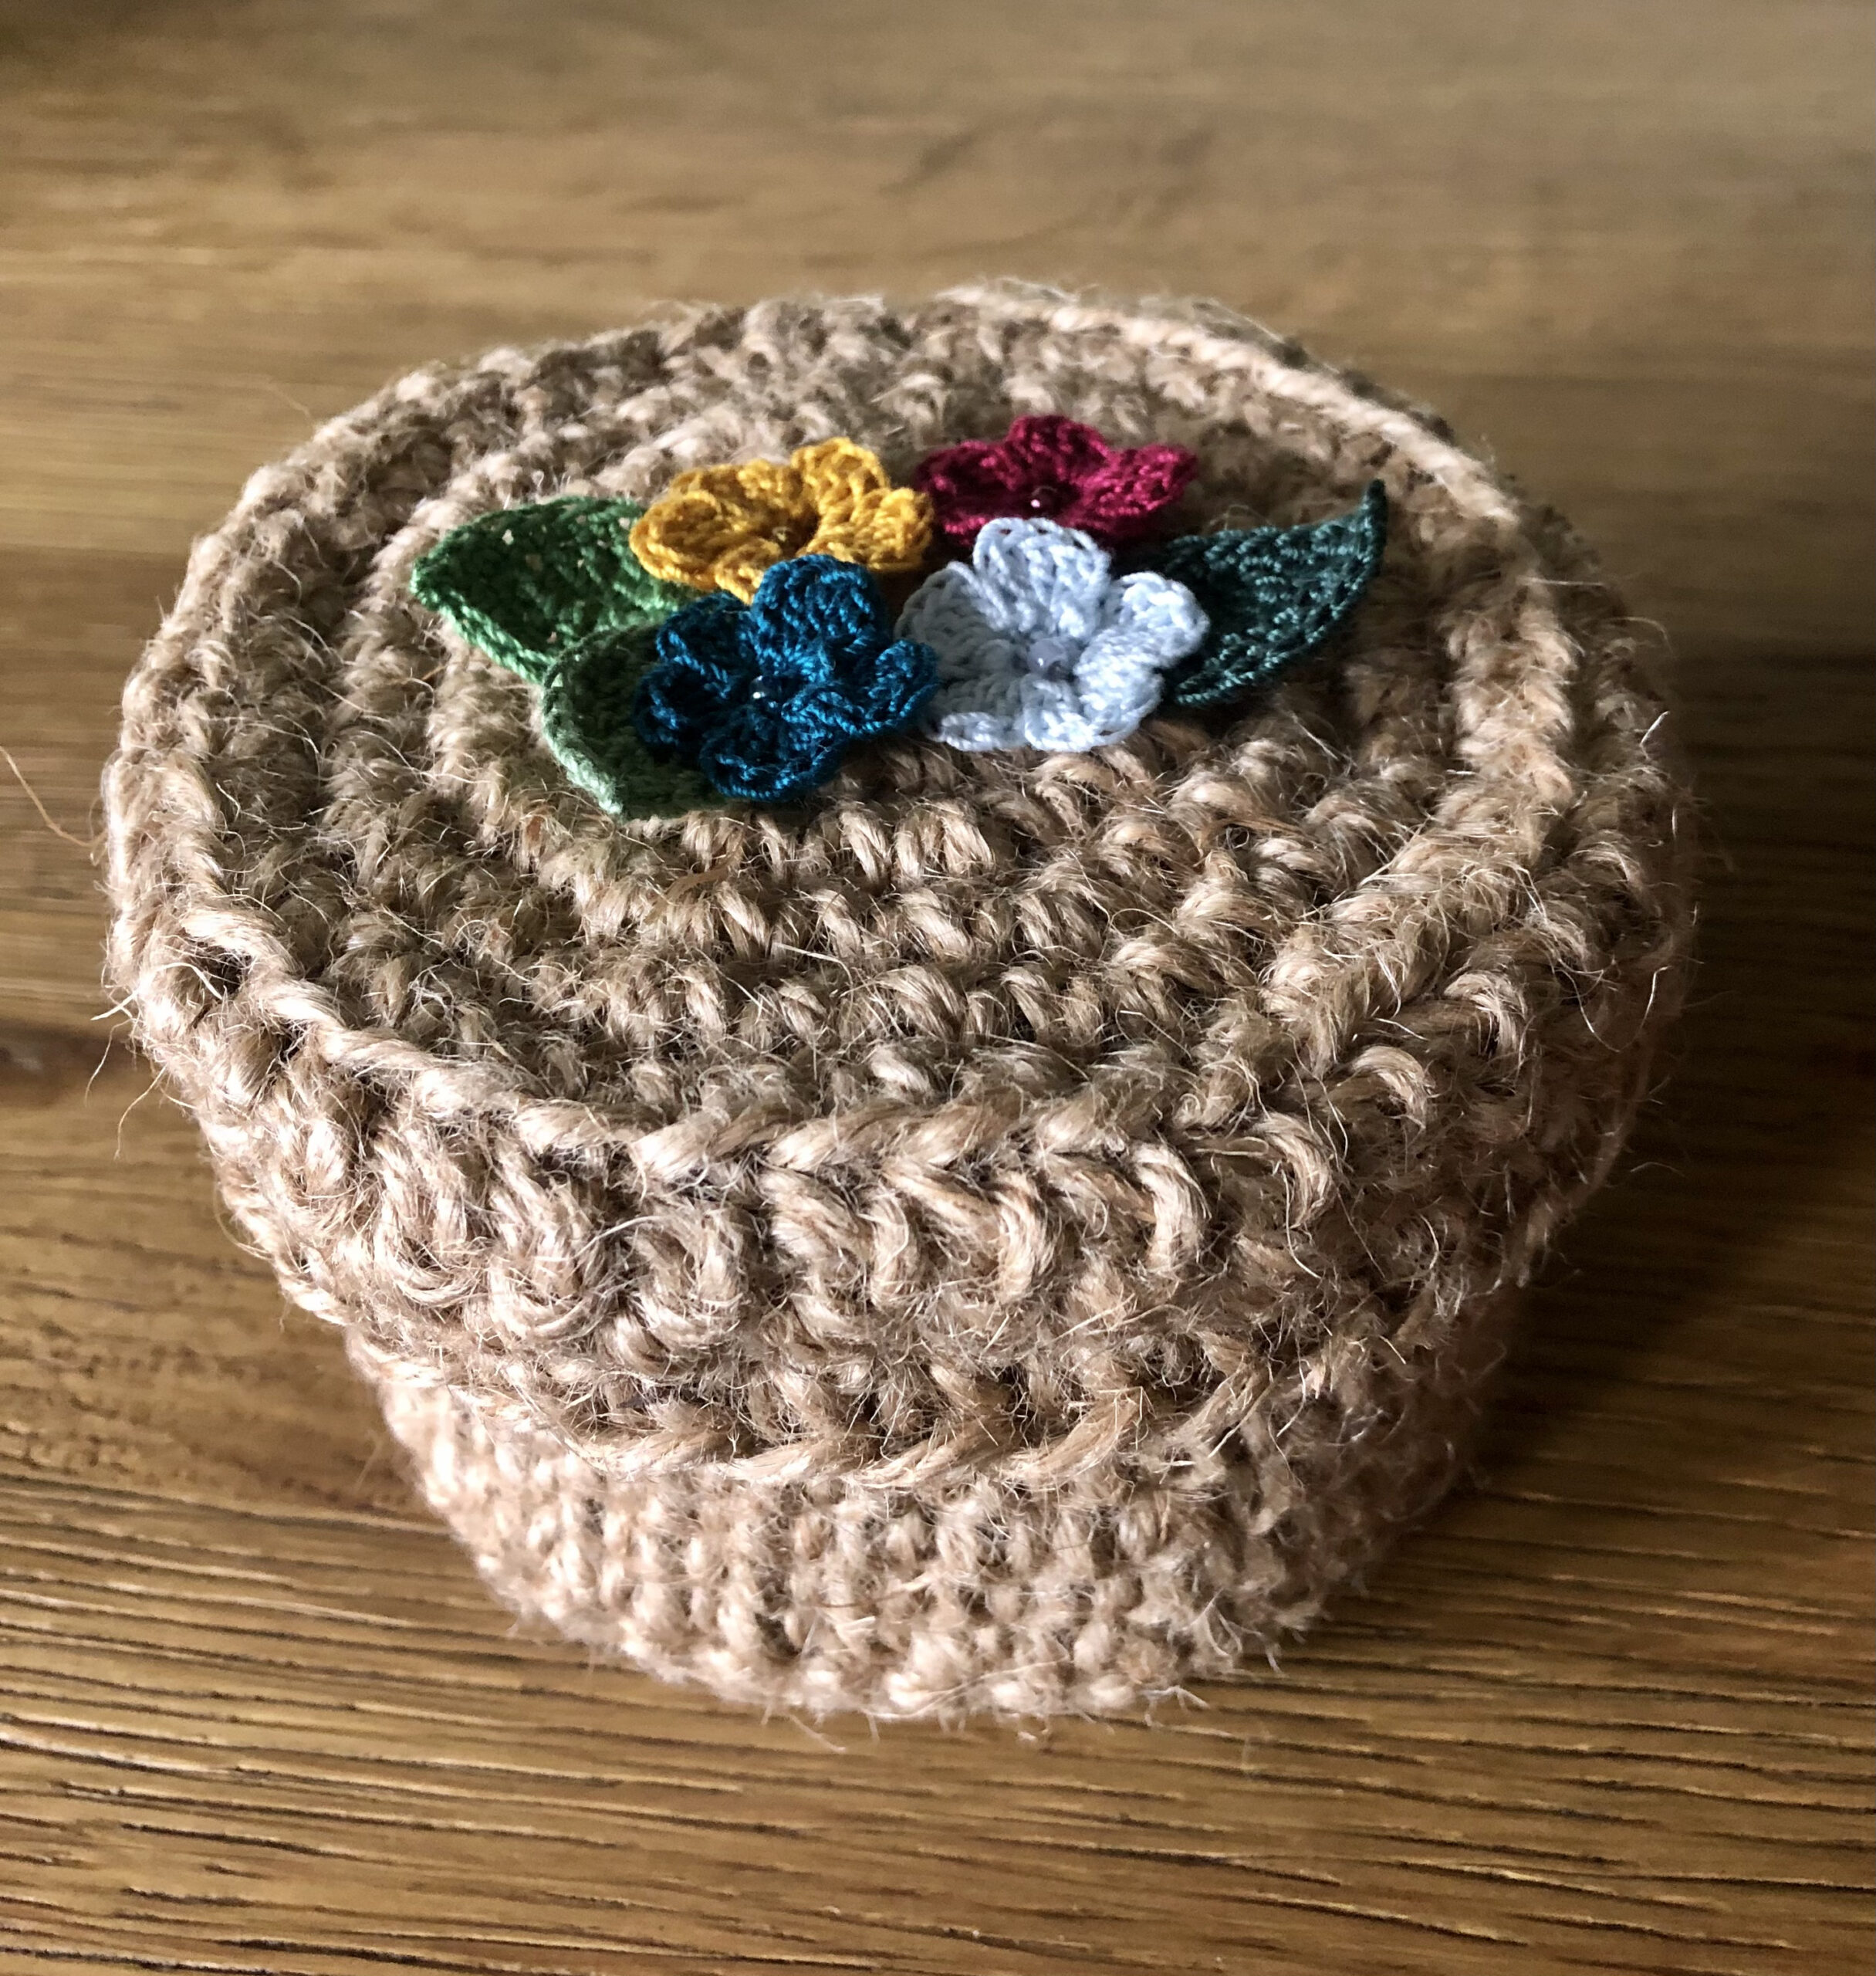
[[411, 497, 692, 686], [1146, 481, 1388, 709], [538, 630, 717, 820]]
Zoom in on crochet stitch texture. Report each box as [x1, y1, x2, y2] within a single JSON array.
[[538, 631, 715, 818], [103, 285, 1693, 1720], [1151, 481, 1390, 709], [635, 556, 938, 803], [630, 436, 932, 604], [914, 412, 1198, 550], [903, 516, 1207, 752], [410, 496, 689, 684]]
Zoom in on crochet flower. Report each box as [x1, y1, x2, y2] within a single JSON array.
[[629, 439, 934, 605], [636, 555, 938, 803], [899, 518, 1206, 753], [913, 415, 1198, 554]]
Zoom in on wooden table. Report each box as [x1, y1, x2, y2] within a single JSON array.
[[2, 5, 1869, 1969]]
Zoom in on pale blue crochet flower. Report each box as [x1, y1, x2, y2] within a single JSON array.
[[897, 517, 1208, 753]]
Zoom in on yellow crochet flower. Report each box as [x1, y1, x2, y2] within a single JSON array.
[[628, 438, 934, 604]]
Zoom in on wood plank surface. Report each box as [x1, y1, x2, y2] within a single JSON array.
[[0, 3, 1870, 1970]]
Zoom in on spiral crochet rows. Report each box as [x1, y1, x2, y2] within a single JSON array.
[[103, 284, 1692, 1717]]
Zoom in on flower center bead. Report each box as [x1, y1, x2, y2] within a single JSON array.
[[1026, 482, 1066, 515], [1026, 633, 1080, 682]]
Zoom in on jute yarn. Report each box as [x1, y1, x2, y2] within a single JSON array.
[[103, 283, 1693, 1718]]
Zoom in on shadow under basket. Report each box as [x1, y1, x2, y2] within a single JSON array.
[[103, 283, 1692, 1719]]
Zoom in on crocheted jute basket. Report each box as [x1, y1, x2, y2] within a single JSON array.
[[103, 284, 1692, 1719]]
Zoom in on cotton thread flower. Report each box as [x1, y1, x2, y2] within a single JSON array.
[[636, 556, 938, 803], [913, 415, 1198, 554], [629, 439, 934, 605], [899, 518, 1206, 753]]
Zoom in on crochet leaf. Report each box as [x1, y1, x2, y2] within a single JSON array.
[[411, 498, 693, 686], [538, 630, 717, 819], [1148, 482, 1389, 709]]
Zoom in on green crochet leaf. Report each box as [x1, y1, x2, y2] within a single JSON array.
[[1145, 481, 1388, 709], [410, 496, 692, 686], [538, 630, 717, 820]]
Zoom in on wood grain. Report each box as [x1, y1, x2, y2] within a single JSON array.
[[0, 3, 1870, 1969]]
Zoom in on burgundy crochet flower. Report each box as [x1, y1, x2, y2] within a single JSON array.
[[913, 415, 1198, 553]]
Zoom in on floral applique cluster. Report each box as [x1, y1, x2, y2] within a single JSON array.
[[411, 419, 1388, 816]]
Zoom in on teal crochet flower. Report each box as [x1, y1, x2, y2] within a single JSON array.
[[1141, 482, 1390, 709], [636, 556, 939, 804]]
